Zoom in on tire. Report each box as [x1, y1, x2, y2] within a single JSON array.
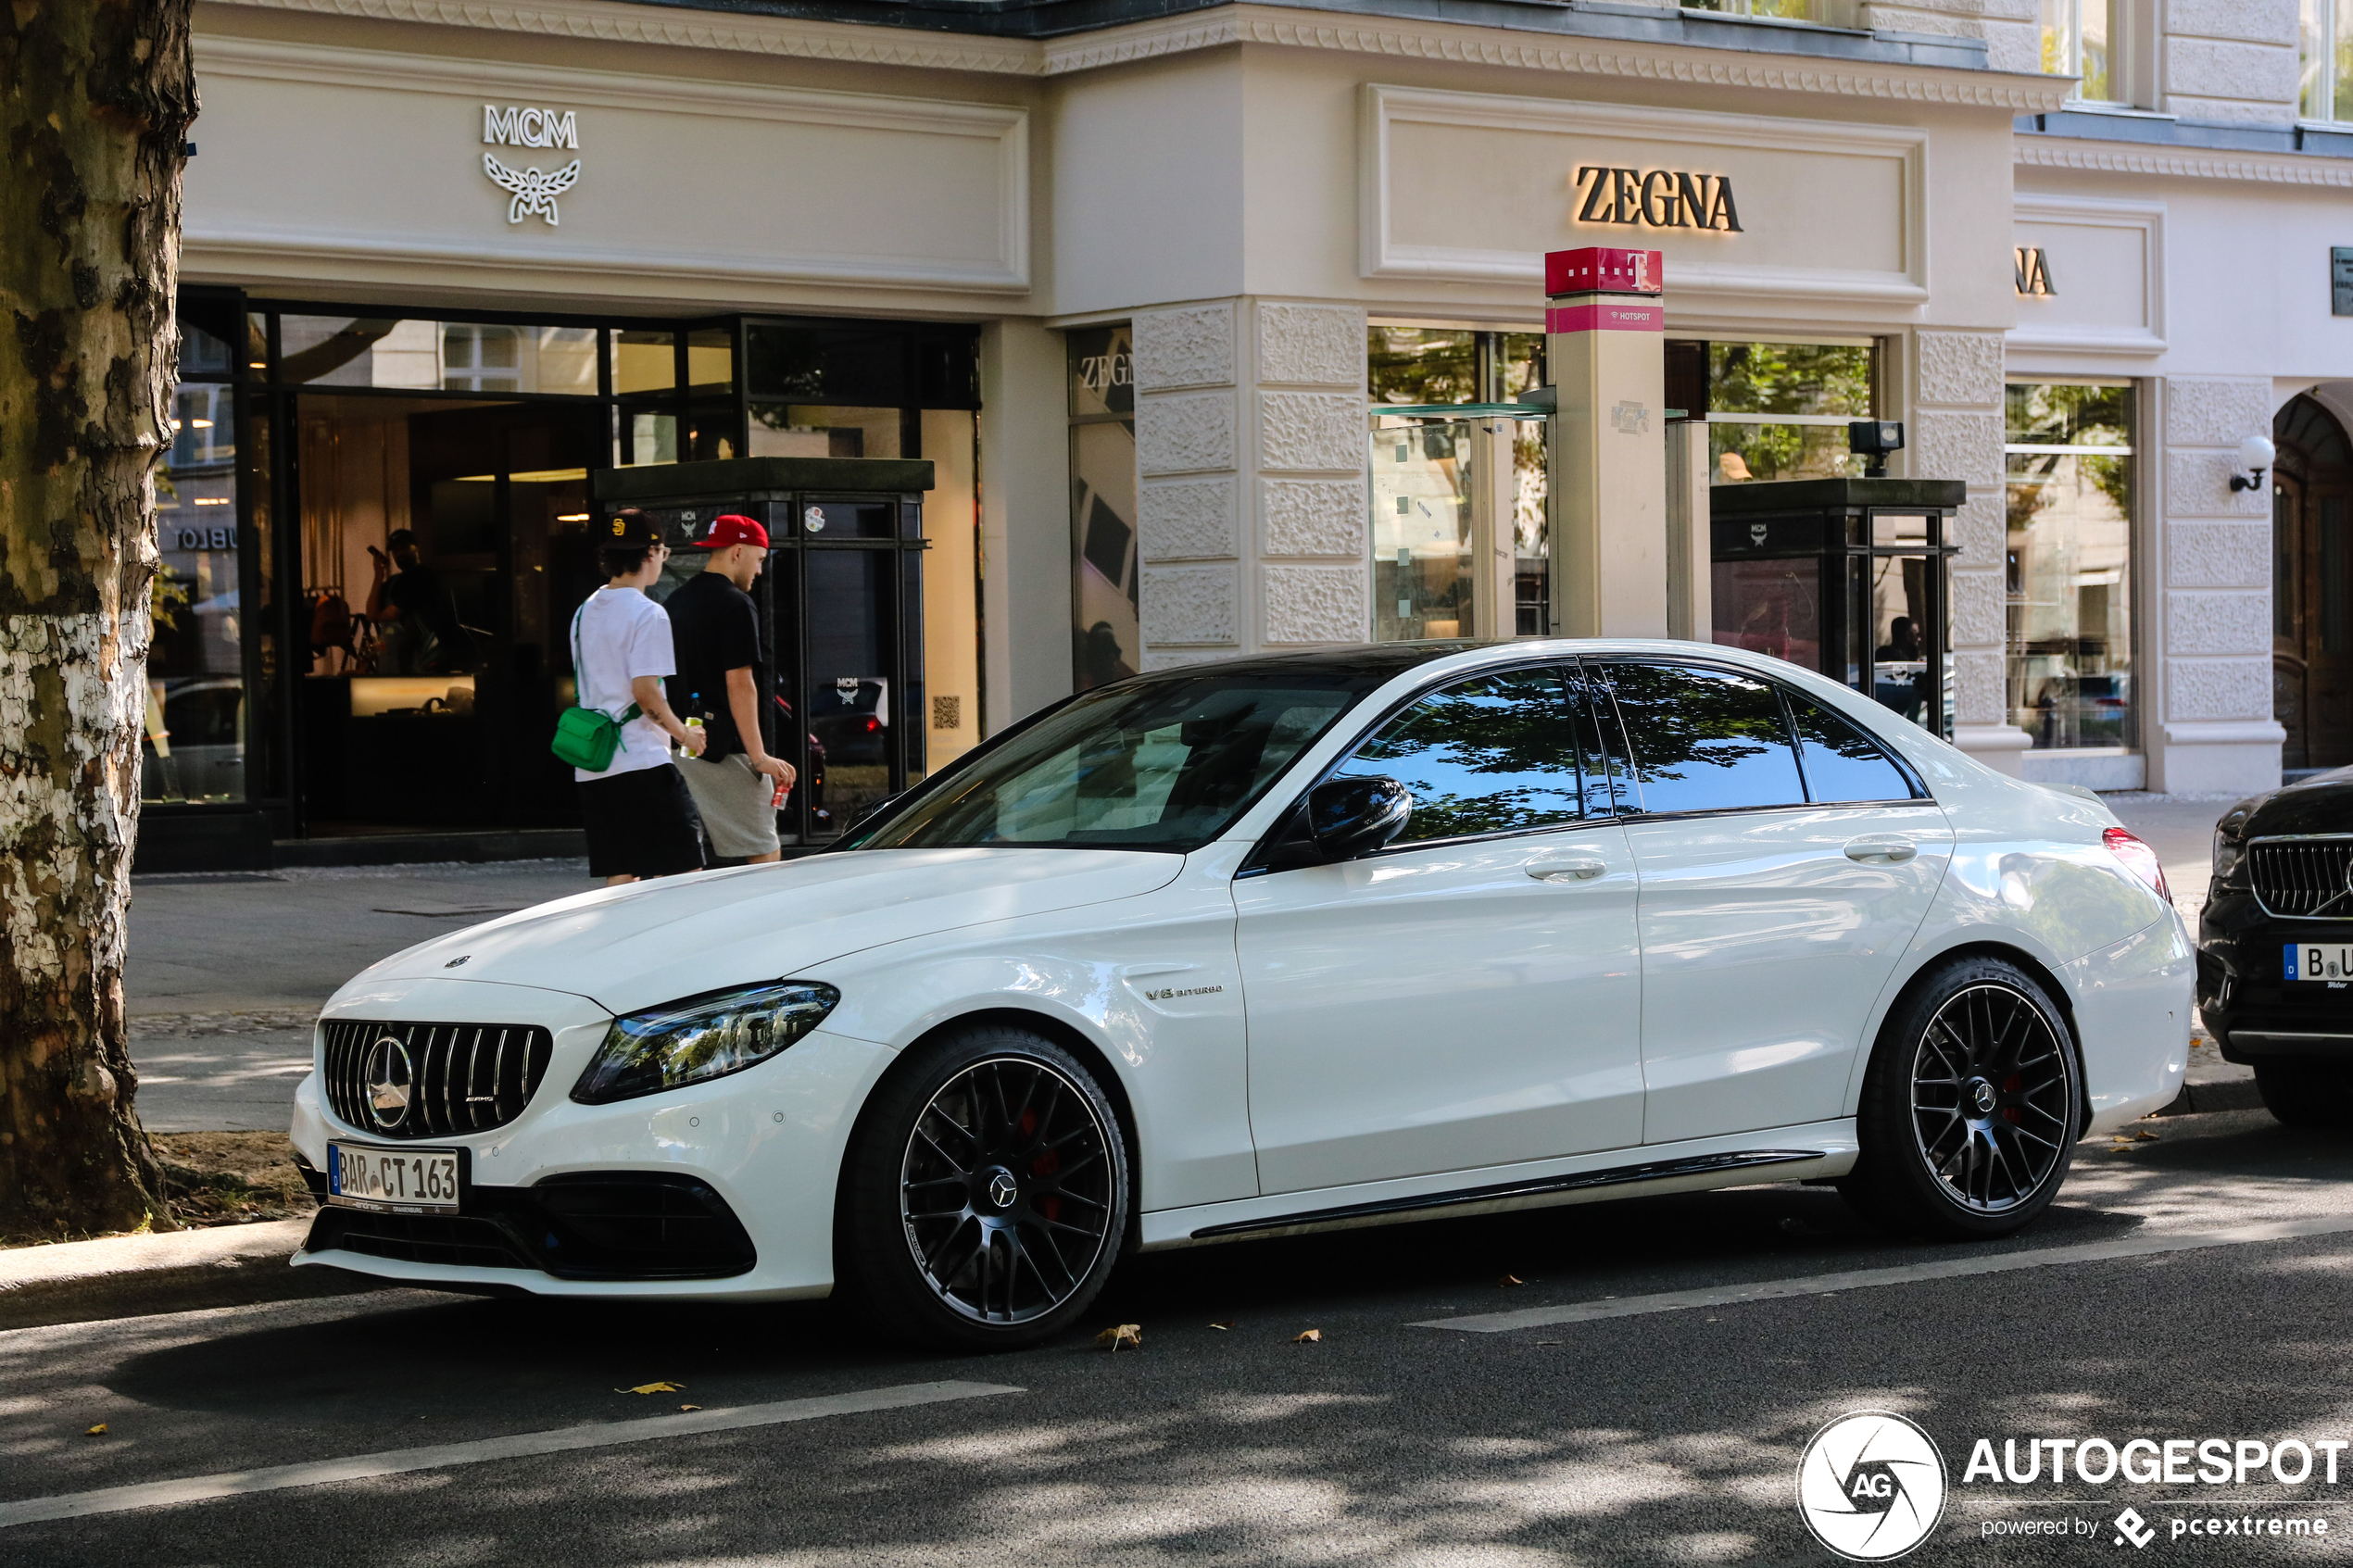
[[836, 1022, 1132, 1351], [1839, 956, 2082, 1241], [2253, 1060, 2353, 1128]]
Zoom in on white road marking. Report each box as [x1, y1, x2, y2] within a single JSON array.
[[0, 1379, 1020, 1529], [1416, 1214, 2353, 1334]]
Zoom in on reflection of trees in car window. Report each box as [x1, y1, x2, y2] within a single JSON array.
[[862, 679, 1355, 851], [1789, 696, 1916, 804], [1605, 663, 1806, 813], [1337, 668, 1584, 842]]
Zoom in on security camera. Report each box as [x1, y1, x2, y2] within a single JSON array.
[[1848, 420, 1905, 479]]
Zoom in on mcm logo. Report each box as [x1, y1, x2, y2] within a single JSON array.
[[482, 104, 582, 226]]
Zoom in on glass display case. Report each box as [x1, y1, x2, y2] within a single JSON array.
[[1708, 478, 1965, 736]]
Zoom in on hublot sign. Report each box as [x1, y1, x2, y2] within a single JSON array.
[[1574, 166, 1744, 232]]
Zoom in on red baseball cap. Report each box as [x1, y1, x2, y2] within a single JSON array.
[[695, 513, 769, 550]]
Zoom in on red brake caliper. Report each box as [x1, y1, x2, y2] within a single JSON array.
[[1024, 1108, 1062, 1221]]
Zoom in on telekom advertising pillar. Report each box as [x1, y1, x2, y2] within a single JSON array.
[[1545, 246, 1668, 637]]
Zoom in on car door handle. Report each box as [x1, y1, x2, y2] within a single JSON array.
[[1844, 835, 1918, 863], [1526, 855, 1608, 882]]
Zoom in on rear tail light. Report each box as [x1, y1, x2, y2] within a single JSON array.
[[862, 716, 882, 733], [2103, 827, 2170, 900]]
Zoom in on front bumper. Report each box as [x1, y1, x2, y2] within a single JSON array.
[[2197, 890, 2353, 1061], [292, 976, 893, 1299]]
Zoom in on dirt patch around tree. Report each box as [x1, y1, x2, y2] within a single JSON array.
[[151, 1131, 318, 1228]]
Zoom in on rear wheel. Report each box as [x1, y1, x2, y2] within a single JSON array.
[[2253, 1060, 2353, 1128], [1840, 957, 2082, 1240], [836, 1023, 1130, 1351]]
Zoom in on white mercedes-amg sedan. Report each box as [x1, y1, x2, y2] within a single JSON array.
[[290, 640, 2191, 1348]]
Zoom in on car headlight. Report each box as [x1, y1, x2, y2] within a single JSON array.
[[571, 981, 839, 1105], [2213, 806, 2254, 885], [2212, 828, 2242, 883]]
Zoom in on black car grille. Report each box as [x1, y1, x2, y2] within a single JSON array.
[[2250, 839, 2353, 918], [307, 1173, 755, 1280], [322, 1020, 555, 1139]]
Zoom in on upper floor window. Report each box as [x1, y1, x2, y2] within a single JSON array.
[[2303, 0, 2353, 122], [1682, 0, 1838, 19], [2043, 0, 2120, 103]]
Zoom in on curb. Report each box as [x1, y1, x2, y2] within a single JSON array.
[[0, 1216, 378, 1333], [2152, 1077, 2266, 1118]]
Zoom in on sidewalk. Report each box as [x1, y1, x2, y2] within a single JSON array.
[[128, 859, 591, 1132]]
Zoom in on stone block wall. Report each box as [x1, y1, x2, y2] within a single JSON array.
[[2155, 376, 2282, 787], [1912, 329, 2025, 770], [1131, 298, 1368, 666]]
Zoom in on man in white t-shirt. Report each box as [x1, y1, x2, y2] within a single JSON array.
[[572, 508, 708, 884]]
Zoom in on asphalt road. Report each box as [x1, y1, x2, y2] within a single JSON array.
[[8, 1106, 2353, 1564]]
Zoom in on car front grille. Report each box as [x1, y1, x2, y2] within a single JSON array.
[[306, 1174, 755, 1280], [2250, 838, 2353, 919], [322, 1020, 555, 1139]]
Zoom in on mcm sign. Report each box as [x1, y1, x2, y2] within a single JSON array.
[[482, 105, 582, 226], [1575, 166, 1745, 232]]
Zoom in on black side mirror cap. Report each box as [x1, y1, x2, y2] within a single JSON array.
[[1308, 775, 1412, 860]]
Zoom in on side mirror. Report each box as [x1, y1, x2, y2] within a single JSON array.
[[1307, 775, 1412, 861]]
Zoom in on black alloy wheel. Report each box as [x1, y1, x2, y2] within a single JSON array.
[[837, 1024, 1130, 1350], [1843, 956, 2082, 1240]]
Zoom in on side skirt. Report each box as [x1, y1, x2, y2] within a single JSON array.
[[1182, 1148, 1835, 1244]]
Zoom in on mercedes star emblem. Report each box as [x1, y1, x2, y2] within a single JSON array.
[[986, 1169, 1018, 1210], [366, 1036, 414, 1129]]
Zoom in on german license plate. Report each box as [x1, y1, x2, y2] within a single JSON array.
[[2284, 944, 2353, 982], [327, 1142, 459, 1213]]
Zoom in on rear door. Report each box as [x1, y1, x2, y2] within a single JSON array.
[[1595, 660, 1953, 1145]]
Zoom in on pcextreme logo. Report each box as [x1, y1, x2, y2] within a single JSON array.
[[1796, 1411, 1949, 1562]]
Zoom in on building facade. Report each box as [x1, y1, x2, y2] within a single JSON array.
[[145, 0, 2353, 867]]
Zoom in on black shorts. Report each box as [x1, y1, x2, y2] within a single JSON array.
[[578, 764, 706, 880]]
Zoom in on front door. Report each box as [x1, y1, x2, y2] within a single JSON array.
[[1236, 663, 1644, 1196], [1595, 660, 1951, 1145]]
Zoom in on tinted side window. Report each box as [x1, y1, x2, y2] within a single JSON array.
[[1602, 662, 1806, 814], [1336, 666, 1588, 842], [1791, 696, 1918, 803]]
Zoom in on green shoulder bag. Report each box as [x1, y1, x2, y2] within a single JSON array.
[[551, 602, 643, 772]]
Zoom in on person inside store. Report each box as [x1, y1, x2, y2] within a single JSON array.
[[666, 513, 797, 865], [366, 528, 471, 674], [1873, 615, 1926, 720], [572, 508, 708, 885]]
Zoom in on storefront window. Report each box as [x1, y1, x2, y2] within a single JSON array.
[[1068, 325, 1137, 691], [2301, 0, 2353, 121], [1368, 328, 1549, 640], [276, 317, 598, 394], [2042, 0, 2120, 103], [1680, 340, 1875, 485], [145, 381, 245, 803], [2005, 383, 2134, 750]]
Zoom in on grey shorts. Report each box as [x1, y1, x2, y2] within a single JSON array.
[[679, 753, 782, 858]]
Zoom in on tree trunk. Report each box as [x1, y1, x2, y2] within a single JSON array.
[[0, 0, 196, 1237]]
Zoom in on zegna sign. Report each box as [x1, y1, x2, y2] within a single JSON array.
[[1573, 166, 1745, 232], [481, 104, 582, 226]]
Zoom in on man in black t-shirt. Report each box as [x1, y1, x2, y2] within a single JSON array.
[[366, 529, 469, 673], [666, 514, 796, 863]]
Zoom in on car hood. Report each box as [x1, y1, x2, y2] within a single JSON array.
[[351, 848, 1186, 1016], [2240, 774, 2353, 837]]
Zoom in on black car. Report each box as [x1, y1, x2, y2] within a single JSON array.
[[2199, 765, 2353, 1124]]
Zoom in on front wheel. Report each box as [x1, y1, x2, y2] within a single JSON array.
[[836, 1024, 1131, 1351], [2253, 1060, 2353, 1128], [1840, 957, 2082, 1240]]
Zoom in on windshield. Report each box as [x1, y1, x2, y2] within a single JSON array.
[[849, 674, 1369, 852]]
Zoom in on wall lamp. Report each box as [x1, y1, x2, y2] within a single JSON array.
[[2231, 435, 2277, 493]]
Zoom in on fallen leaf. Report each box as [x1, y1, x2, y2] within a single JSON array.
[[85, 1424, 107, 1436], [617, 1382, 686, 1394], [1497, 1274, 1524, 1287], [2135, 1130, 2162, 1141], [1209, 1321, 1235, 1331], [678, 1404, 703, 1412], [1535, 1340, 1563, 1347], [1292, 1329, 1322, 1343], [1095, 1323, 1143, 1352]]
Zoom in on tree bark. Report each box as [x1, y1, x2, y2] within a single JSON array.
[[0, 0, 196, 1237]]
